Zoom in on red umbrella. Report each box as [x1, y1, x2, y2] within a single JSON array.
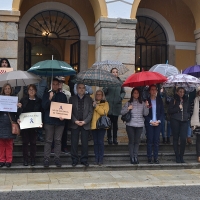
[[122, 71, 167, 87]]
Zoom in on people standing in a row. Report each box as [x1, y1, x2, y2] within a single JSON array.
[[0, 84, 21, 167], [18, 84, 42, 166], [91, 90, 109, 165], [168, 87, 190, 163], [103, 68, 126, 145], [69, 83, 93, 167], [145, 85, 164, 164], [42, 78, 67, 167], [121, 88, 149, 164]]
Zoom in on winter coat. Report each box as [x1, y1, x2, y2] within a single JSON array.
[[168, 94, 190, 122], [103, 78, 125, 116], [190, 100, 200, 134], [121, 99, 149, 127], [18, 96, 42, 116], [0, 112, 17, 139], [91, 101, 109, 130], [144, 97, 164, 125], [42, 91, 67, 126]]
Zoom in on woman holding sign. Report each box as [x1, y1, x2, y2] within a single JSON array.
[[0, 83, 20, 168], [18, 84, 42, 166]]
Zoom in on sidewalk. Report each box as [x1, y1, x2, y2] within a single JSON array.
[[1, 169, 200, 192]]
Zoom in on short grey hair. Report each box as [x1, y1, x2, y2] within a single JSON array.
[[76, 83, 85, 89]]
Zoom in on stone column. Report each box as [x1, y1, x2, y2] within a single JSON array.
[[0, 11, 20, 70], [94, 17, 137, 97], [194, 28, 200, 65]]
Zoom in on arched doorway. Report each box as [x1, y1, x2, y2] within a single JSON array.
[[24, 10, 80, 71], [135, 16, 168, 71]]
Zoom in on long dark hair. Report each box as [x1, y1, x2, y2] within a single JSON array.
[[129, 88, 142, 104], [0, 58, 11, 67]]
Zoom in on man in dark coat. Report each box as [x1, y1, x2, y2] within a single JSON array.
[[42, 78, 67, 168], [69, 83, 93, 167]]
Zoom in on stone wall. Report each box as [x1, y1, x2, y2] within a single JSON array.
[[0, 10, 20, 70]]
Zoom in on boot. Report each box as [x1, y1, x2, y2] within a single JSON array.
[[180, 156, 185, 163], [167, 137, 170, 144], [108, 138, 112, 145], [134, 157, 139, 164], [162, 137, 166, 144], [130, 157, 134, 164], [113, 138, 118, 145], [187, 137, 192, 145], [175, 155, 181, 163]]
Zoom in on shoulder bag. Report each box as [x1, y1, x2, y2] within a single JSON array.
[[8, 113, 20, 135], [96, 111, 111, 129], [121, 102, 132, 123]]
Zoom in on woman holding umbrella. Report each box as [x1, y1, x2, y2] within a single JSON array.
[[168, 87, 190, 163], [103, 68, 126, 145]]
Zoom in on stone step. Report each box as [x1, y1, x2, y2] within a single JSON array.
[[12, 142, 196, 153], [0, 161, 200, 173], [11, 152, 197, 163]]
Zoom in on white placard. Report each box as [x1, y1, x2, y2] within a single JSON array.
[[19, 112, 42, 130], [0, 95, 18, 112]]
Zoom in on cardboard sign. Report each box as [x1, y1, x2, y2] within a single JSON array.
[[50, 102, 72, 119], [0, 95, 18, 112], [19, 112, 42, 130], [0, 68, 13, 74]]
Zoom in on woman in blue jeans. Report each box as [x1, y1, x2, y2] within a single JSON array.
[[91, 90, 109, 165]]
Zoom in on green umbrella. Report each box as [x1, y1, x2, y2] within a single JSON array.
[[27, 60, 76, 77]]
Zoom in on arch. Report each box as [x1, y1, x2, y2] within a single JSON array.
[[12, 0, 108, 21], [18, 2, 88, 40], [130, 0, 141, 19], [136, 8, 175, 44]]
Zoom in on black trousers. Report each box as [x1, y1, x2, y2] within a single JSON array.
[[71, 126, 89, 163], [21, 129, 37, 161], [170, 119, 188, 157], [61, 120, 68, 150], [196, 134, 200, 157], [107, 115, 118, 140]]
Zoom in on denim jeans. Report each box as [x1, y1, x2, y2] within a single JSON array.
[[92, 129, 106, 163], [161, 114, 171, 138]]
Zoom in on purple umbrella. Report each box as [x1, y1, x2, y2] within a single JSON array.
[[183, 65, 200, 78]]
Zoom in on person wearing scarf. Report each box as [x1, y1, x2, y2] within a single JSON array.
[[190, 87, 200, 162]]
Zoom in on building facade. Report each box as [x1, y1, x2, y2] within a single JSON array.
[[0, 0, 199, 78]]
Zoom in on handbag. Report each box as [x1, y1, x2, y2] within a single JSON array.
[[8, 113, 20, 135], [96, 111, 111, 129], [121, 103, 132, 123]]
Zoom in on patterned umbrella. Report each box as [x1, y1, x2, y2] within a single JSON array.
[[163, 74, 200, 90], [76, 68, 121, 87], [149, 64, 180, 77], [92, 60, 128, 75]]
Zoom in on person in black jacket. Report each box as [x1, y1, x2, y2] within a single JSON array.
[[17, 84, 42, 166], [168, 87, 190, 163], [145, 85, 164, 164], [42, 78, 67, 168], [0, 83, 20, 168]]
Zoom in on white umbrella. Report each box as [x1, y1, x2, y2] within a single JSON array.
[[0, 70, 41, 87], [149, 64, 180, 77]]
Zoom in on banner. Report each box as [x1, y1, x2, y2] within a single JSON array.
[[50, 102, 72, 119], [19, 112, 42, 130], [0, 95, 18, 112], [0, 68, 13, 74]]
